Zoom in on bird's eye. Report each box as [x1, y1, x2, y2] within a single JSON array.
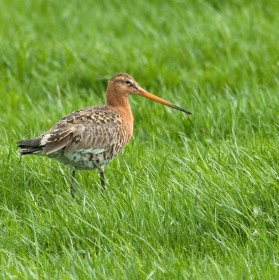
[[125, 80, 132, 85]]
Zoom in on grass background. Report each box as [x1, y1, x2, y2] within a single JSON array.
[[1, 0, 279, 279]]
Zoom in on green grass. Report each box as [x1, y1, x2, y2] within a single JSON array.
[[1, 0, 279, 279]]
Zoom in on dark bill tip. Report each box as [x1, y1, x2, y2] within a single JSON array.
[[172, 105, 192, 114]]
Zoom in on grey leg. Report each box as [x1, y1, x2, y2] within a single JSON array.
[[70, 169, 76, 198], [99, 166, 106, 191]]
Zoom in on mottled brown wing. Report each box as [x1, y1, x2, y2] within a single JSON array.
[[65, 122, 123, 153], [43, 124, 84, 154], [41, 105, 126, 155]]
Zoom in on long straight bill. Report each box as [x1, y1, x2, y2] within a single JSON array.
[[137, 89, 192, 114]]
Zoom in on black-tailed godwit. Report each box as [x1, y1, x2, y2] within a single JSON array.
[[17, 73, 191, 197]]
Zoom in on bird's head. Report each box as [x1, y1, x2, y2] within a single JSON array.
[[107, 73, 192, 114]]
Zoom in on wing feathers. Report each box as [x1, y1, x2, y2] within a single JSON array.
[[44, 132, 72, 154], [17, 105, 127, 157]]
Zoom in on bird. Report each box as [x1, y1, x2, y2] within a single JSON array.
[[17, 73, 192, 197]]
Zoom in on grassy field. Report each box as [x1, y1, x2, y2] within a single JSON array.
[[1, 0, 279, 279]]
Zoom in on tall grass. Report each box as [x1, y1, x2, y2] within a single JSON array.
[[1, 0, 279, 279]]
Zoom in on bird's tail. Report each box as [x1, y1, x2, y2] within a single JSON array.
[[17, 138, 43, 155]]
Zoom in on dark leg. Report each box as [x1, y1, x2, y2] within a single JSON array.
[[99, 166, 106, 192], [70, 169, 76, 198]]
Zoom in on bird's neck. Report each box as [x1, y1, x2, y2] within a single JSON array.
[[106, 93, 134, 140]]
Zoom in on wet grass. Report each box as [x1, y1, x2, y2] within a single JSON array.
[[1, 0, 279, 279]]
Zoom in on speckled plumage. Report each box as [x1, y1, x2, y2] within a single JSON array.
[[17, 73, 191, 197], [26, 105, 130, 169]]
